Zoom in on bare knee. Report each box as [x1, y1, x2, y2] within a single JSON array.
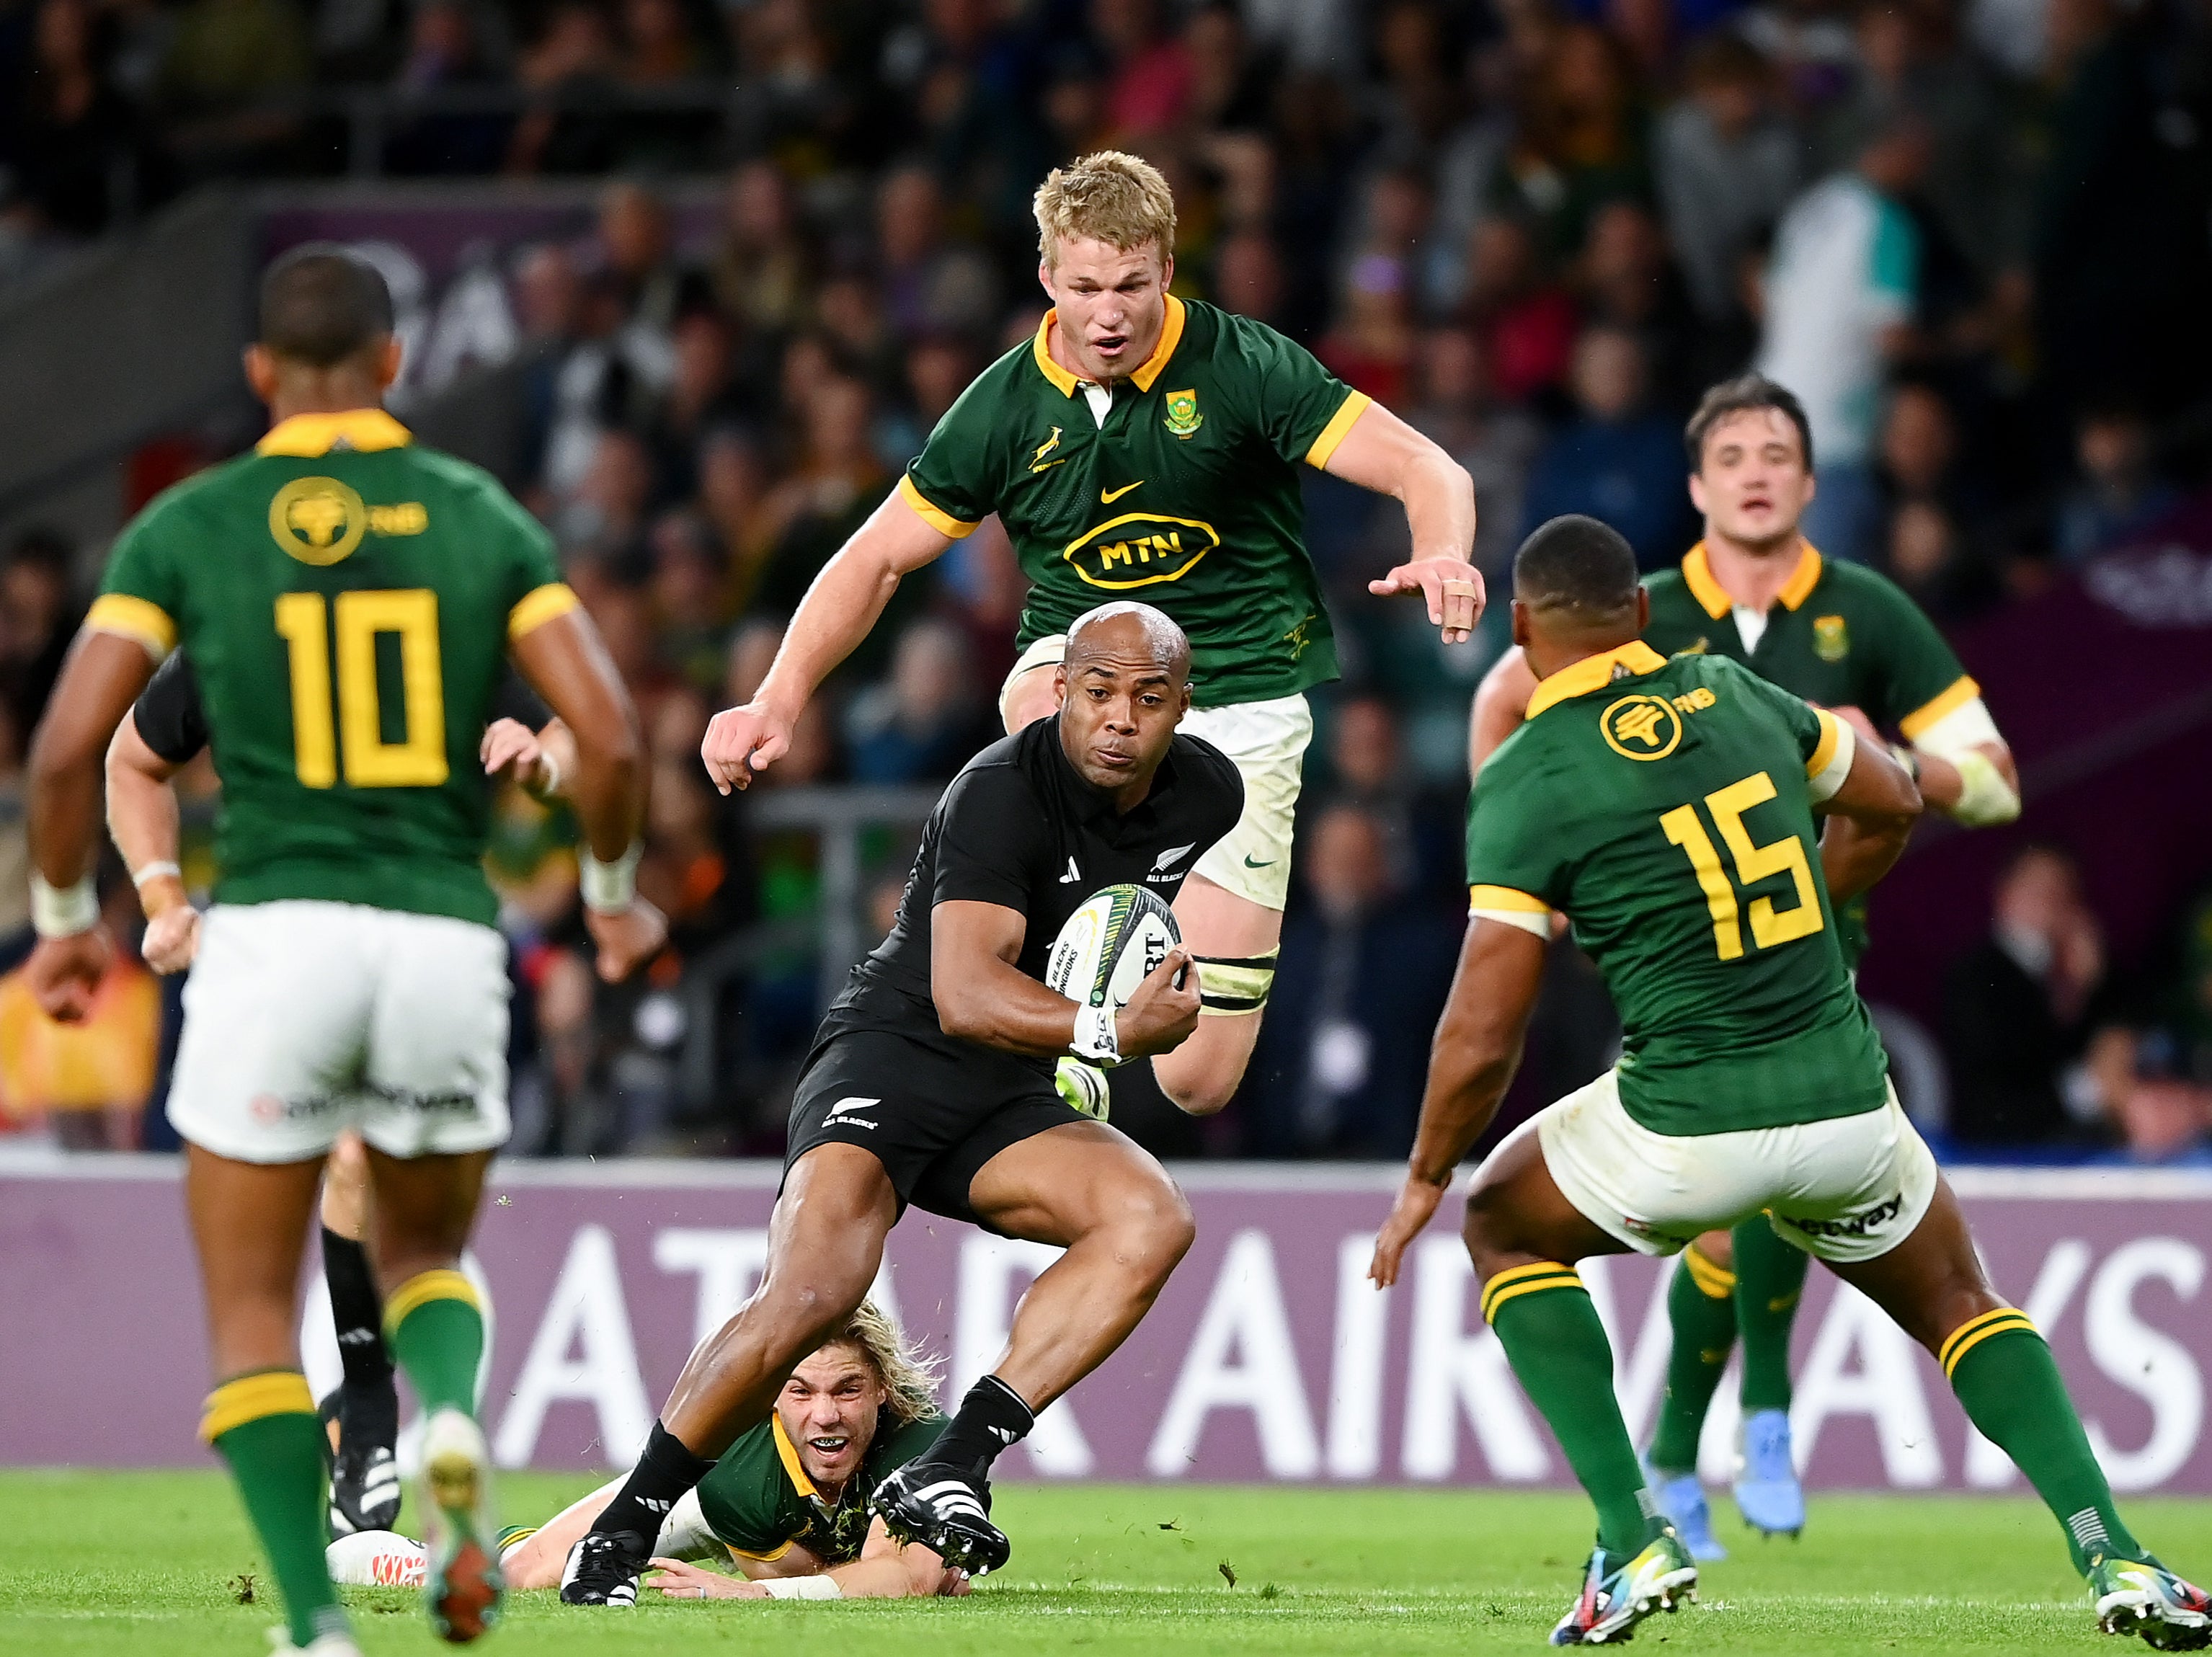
[[1095, 1177, 1196, 1284]]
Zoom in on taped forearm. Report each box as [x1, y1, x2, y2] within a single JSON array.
[[1908, 697, 2017, 826]]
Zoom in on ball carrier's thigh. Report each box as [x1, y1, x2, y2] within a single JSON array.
[[964, 1119, 1196, 1411], [1460, 1117, 1634, 1281], [659, 1145, 900, 1455]]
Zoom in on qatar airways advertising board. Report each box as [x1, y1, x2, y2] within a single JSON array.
[[3, 1159, 2206, 1493]]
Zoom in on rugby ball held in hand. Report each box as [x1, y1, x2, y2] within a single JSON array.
[[1045, 884, 1181, 1009]]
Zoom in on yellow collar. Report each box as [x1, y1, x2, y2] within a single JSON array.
[[1680, 539, 1823, 620], [770, 1414, 819, 1501], [256, 409, 412, 457], [1031, 295, 1188, 398], [1524, 639, 1669, 720]]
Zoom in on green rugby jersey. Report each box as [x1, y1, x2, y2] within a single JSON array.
[[92, 409, 573, 928], [900, 296, 1367, 706], [1644, 540, 1976, 965], [1468, 641, 1890, 1136], [695, 1411, 947, 1565]]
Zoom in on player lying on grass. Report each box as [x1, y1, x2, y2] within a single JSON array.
[[560, 603, 1241, 1606], [329, 1304, 967, 1602], [701, 149, 1483, 1129], [1465, 374, 2021, 1555], [26, 246, 661, 1656], [109, 649, 618, 1546], [1372, 515, 2209, 1650]]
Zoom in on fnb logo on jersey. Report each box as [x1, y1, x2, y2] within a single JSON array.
[[1060, 513, 1220, 589]]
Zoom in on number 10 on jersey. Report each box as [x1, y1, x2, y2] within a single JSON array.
[[274, 589, 449, 788]]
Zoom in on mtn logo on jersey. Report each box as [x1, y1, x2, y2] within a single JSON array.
[[1060, 513, 1220, 590]]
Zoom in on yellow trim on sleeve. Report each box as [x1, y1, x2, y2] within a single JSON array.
[[1304, 390, 1374, 469], [200, 1370, 316, 1442], [1682, 1244, 1737, 1299], [770, 1414, 819, 1501], [1777, 543, 1825, 610], [257, 409, 413, 456], [383, 1268, 481, 1336], [1898, 675, 1982, 742], [86, 593, 177, 657], [1523, 640, 1669, 720], [1468, 884, 1549, 914], [1128, 296, 1188, 392], [1031, 311, 1079, 396], [1805, 708, 1844, 781], [507, 582, 580, 641], [727, 1539, 796, 1563], [897, 474, 981, 539]]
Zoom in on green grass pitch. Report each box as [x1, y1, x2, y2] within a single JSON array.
[[4, 1470, 2208, 1655]]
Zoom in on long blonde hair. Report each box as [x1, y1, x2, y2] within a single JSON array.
[[825, 1300, 942, 1426]]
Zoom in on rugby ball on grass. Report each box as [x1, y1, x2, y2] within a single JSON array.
[[1045, 884, 1181, 1010]]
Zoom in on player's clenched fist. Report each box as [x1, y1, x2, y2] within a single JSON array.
[[24, 929, 112, 1023], [1114, 947, 1201, 1059], [142, 905, 202, 974], [701, 703, 792, 795]]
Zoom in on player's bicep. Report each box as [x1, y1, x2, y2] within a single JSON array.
[[1470, 648, 1539, 778], [931, 899, 1029, 973]]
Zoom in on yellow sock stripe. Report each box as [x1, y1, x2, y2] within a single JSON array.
[[1941, 1313, 2039, 1380], [1937, 1307, 2033, 1372], [383, 1268, 481, 1336], [200, 1370, 316, 1443], [1681, 1245, 1737, 1299], [1480, 1261, 1584, 1324]]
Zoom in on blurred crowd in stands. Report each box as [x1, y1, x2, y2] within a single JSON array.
[[4, 0, 2212, 1166]]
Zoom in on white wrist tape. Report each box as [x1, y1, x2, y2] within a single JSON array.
[[535, 748, 564, 799], [130, 861, 182, 889], [30, 872, 99, 938], [1945, 747, 2022, 827], [760, 1575, 841, 1600], [1071, 1003, 1122, 1067], [579, 841, 643, 912]]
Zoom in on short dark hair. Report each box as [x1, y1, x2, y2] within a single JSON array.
[[258, 245, 395, 367], [1514, 515, 1640, 619], [1684, 374, 1814, 473]]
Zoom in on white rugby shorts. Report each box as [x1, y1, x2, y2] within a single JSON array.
[[1534, 1068, 1938, 1264], [167, 900, 512, 1164], [1001, 634, 1311, 910]]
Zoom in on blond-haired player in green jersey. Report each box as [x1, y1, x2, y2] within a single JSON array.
[[699, 149, 1485, 1124], [1371, 516, 2206, 1650], [23, 248, 662, 1656]]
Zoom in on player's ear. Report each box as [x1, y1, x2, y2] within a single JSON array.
[[1177, 680, 1191, 718], [1052, 665, 1068, 709], [373, 333, 404, 391], [1158, 251, 1174, 290], [242, 343, 279, 404], [1037, 258, 1054, 299], [1686, 468, 1707, 517], [1635, 586, 1651, 632], [1509, 598, 1531, 651]]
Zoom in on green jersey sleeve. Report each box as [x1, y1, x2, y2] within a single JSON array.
[[89, 489, 194, 656], [1223, 313, 1372, 469], [1465, 742, 1571, 913], [1859, 578, 1975, 739], [900, 370, 1003, 538], [691, 1426, 804, 1559]]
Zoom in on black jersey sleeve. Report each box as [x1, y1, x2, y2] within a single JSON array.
[[931, 763, 1049, 914], [1186, 737, 1245, 855], [131, 649, 208, 764], [490, 670, 552, 730]]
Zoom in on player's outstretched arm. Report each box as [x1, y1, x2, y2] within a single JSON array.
[[511, 608, 666, 980], [104, 711, 199, 974], [1468, 646, 1540, 777], [25, 630, 161, 1018], [701, 490, 953, 794], [1813, 727, 1923, 906], [647, 1522, 961, 1600], [1371, 918, 1547, 1288], [1326, 401, 1484, 644], [933, 899, 1198, 1062]]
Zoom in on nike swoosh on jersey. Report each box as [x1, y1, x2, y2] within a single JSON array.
[[1101, 480, 1144, 503], [1243, 855, 1275, 868]]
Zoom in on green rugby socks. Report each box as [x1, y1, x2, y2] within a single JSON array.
[[203, 1370, 351, 1650], [1944, 1310, 2141, 1576], [1485, 1263, 1658, 1558], [1648, 1243, 1736, 1475], [383, 1269, 483, 1418], [1733, 1220, 1809, 1415]]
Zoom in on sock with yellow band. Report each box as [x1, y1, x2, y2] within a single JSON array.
[[1648, 1243, 1736, 1475], [203, 1370, 351, 1650], [1733, 1218, 1809, 1415], [1943, 1311, 2141, 1575], [1484, 1262, 1658, 1558], [384, 1269, 483, 1418]]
